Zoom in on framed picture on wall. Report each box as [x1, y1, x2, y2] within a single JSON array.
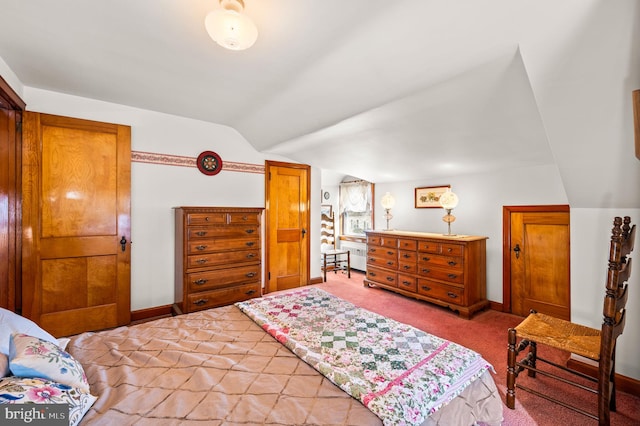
[[321, 204, 333, 217], [415, 185, 450, 208]]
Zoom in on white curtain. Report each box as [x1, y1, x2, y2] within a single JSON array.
[[339, 181, 371, 213]]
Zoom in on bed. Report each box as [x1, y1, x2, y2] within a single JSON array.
[[2, 288, 503, 425]]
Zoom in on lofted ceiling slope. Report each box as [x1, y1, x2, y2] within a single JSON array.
[[0, 0, 638, 207]]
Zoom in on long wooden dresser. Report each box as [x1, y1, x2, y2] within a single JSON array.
[[364, 230, 489, 319], [174, 206, 263, 314]]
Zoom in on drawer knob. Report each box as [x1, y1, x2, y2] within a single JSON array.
[[246, 289, 256, 295], [448, 274, 458, 279], [242, 215, 248, 221], [421, 268, 430, 273], [403, 253, 411, 258], [246, 253, 256, 259], [387, 251, 394, 255], [193, 279, 208, 285], [421, 285, 431, 291], [245, 229, 255, 234], [370, 248, 377, 252], [370, 272, 377, 277], [447, 292, 458, 299], [386, 261, 394, 266], [402, 280, 411, 286], [246, 272, 256, 278], [246, 241, 255, 247], [196, 231, 207, 236], [447, 248, 453, 252], [448, 260, 457, 266], [403, 265, 410, 270], [196, 259, 207, 264], [386, 277, 394, 282], [422, 256, 430, 261], [205, 217, 210, 222], [196, 245, 207, 251], [193, 298, 208, 306]]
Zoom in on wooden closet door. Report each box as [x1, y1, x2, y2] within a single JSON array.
[[22, 112, 131, 336]]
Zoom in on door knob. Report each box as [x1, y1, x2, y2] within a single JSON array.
[[120, 236, 127, 252], [513, 243, 521, 259]]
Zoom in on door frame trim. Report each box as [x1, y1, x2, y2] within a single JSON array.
[[502, 204, 570, 313], [264, 160, 311, 294]]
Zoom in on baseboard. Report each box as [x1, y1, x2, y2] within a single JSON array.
[[310, 276, 324, 285], [567, 358, 640, 397], [489, 301, 503, 312], [131, 304, 173, 323]]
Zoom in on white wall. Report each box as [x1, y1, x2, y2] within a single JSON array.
[[23, 87, 294, 310], [372, 170, 639, 379], [0, 56, 23, 99]]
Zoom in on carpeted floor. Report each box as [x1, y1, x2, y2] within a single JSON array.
[[314, 270, 640, 425]]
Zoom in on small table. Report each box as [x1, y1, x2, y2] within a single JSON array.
[[321, 249, 351, 282]]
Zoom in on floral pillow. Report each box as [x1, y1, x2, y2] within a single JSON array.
[[9, 333, 90, 393], [0, 353, 8, 377], [0, 376, 96, 426]]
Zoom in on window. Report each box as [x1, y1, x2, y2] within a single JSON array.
[[339, 180, 374, 237]]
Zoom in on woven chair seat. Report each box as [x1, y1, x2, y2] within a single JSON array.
[[515, 312, 601, 360]]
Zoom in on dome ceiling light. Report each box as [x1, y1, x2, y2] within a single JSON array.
[[205, 0, 258, 51]]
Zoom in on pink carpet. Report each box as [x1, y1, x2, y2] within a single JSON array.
[[314, 270, 640, 425]]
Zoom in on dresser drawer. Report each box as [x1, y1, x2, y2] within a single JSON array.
[[187, 249, 260, 269], [367, 255, 397, 269], [417, 253, 463, 270], [399, 250, 417, 262], [397, 274, 417, 292], [188, 226, 259, 240], [187, 212, 227, 226], [417, 265, 464, 284], [441, 243, 464, 256], [187, 265, 261, 292], [417, 279, 464, 303], [228, 212, 260, 224], [380, 237, 398, 248], [398, 239, 417, 250], [187, 282, 261, 311], [368, 246, 397, 259], [398, 262, 416, 274], [366, 266, 397, 287], [367, 236, 381, 246], [188, 238, 259, 254], [417, 241, 464, 256]]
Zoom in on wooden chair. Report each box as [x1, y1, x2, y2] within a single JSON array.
[[320, 210, 351, 281], [506, 216, 635, 425]]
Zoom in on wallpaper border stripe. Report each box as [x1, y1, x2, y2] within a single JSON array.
[[131, 150, 265, 174]]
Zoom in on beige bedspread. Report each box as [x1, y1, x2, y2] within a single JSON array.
[[68, 305, 502, 425]]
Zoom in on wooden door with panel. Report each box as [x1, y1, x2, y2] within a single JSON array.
[[265, 161, 310, 293], [506, 207, 570, 319], [22, 112, 131, 336]]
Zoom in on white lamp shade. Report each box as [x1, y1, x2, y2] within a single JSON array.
[[205, 8, 258, 51], [439, 189, 459, 209], [381, 192, 396, 209]]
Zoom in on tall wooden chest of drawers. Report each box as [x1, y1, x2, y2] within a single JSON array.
[[174, 207, 263, 314], [364, 230, 488, 319]]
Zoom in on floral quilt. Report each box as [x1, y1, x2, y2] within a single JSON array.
[[236, 287, 493, 426]]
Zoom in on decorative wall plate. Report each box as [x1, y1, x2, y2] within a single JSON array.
[[196, 151, 223, 175]]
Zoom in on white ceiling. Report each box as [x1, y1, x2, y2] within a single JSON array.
[[0, 0, 638, 206]]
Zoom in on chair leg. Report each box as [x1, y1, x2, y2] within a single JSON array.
[[507, 328, 518, 409], [527, 341, 537, 378]]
